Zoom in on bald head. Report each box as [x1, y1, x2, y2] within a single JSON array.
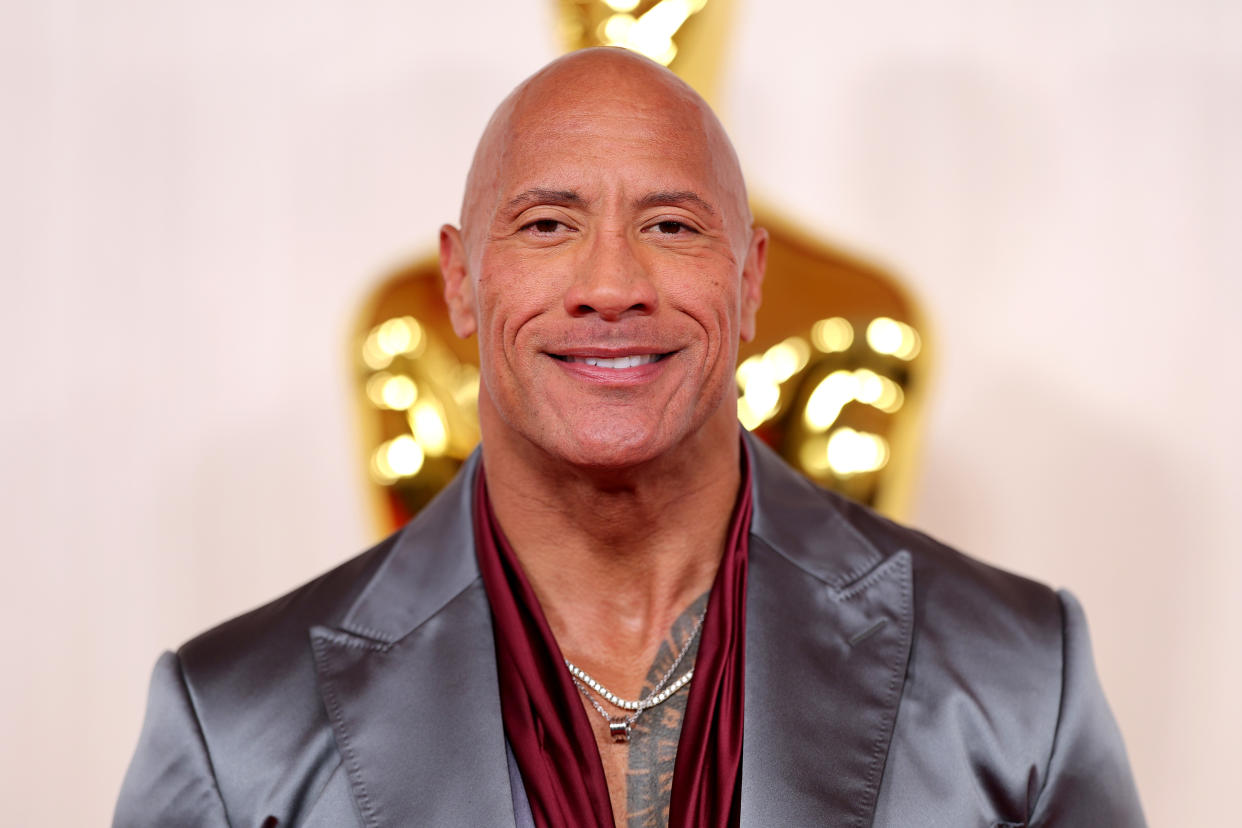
[[459, 48, 753, 253]]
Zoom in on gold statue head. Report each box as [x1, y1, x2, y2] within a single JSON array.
[[555, 0, 736, 106]]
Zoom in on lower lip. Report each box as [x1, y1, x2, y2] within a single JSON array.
[[550, 355, 670, 386]]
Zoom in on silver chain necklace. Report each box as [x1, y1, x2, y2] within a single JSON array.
[[564, 609, 706, 743]]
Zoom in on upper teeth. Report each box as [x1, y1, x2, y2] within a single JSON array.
[[570, 355, 659, 369]]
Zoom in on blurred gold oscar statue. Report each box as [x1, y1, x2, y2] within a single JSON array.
[[353, 0, 929, 532]]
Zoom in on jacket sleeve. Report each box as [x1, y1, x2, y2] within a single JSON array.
[[1028, 591, 1146, 827], [114, 651, 232, 828]]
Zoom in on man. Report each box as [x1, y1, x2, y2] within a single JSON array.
[[116, 48, 1144, 827]]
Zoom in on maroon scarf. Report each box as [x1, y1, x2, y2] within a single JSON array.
[[472, 451, 752, 828]]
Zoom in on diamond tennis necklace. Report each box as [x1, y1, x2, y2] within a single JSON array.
[[564, 610, 706, 743]]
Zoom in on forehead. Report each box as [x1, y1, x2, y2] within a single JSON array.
[[495, 80, 727, 201]]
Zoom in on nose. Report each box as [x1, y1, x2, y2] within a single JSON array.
[[563, 230, 658, 321]]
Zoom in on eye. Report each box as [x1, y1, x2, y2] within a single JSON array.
[[522, 218, 570, 234], [651, 220, 695, 235]]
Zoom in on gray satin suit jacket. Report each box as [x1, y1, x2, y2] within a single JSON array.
[[116, 434, 1145, 826]]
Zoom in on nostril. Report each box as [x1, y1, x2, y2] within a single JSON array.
[[571, 301, 651, 319]]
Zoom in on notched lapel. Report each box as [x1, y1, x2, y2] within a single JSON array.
[[310, 581, 517, 828], [741, 542, 913, 828]]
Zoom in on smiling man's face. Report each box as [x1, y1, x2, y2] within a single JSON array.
[[442, 49, 766, 471]]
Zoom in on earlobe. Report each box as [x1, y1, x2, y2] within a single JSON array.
[[440, 224, 477, 338], [739, 227, 768, 342]]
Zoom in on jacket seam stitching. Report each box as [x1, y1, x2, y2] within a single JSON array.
[[311, 635, 381, 828], [854, 553, 911, 826]]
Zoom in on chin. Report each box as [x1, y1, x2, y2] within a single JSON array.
[[550, 418, 678, 471], [541, 388, 737, 472]]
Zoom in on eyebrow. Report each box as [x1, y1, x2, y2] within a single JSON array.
[[505, 188, 585, 212], [635, 190, 717, 216]]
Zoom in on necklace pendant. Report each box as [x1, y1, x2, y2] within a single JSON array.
[[609, 721, 631, 743]]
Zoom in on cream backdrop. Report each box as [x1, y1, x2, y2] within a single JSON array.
[[2, 1, 1239, 825]]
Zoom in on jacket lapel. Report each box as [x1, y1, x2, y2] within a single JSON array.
[[741, 435, 914, 827], [309, 455, 519, 828]]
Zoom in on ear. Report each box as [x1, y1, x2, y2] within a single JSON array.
[[440, 224, 477, 338], [739, 226, 768, 342]]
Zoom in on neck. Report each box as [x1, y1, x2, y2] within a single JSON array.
[[480, 404, 743, 693]]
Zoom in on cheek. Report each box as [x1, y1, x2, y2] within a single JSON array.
[[474, 253, 565, 365], [472, 273, 519, 385], [661, 259, 742, 338], [669, 260, 746, 391], [475, 256, 531, 332]]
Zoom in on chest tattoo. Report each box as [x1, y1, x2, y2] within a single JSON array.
[[623, 593, 709, 828]]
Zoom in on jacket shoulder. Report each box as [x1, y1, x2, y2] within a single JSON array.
[[827, 495, 1144, 823], [806, 490, 1088, 820], [826, 487, 1061, 625], [166, 532, 400, 820], [748, 432, 1059, 626], [178, 531, 398, 680], [749, 435, 1066, 725]]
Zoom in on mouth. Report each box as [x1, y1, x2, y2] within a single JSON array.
[[551, 353, 670, 369]]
